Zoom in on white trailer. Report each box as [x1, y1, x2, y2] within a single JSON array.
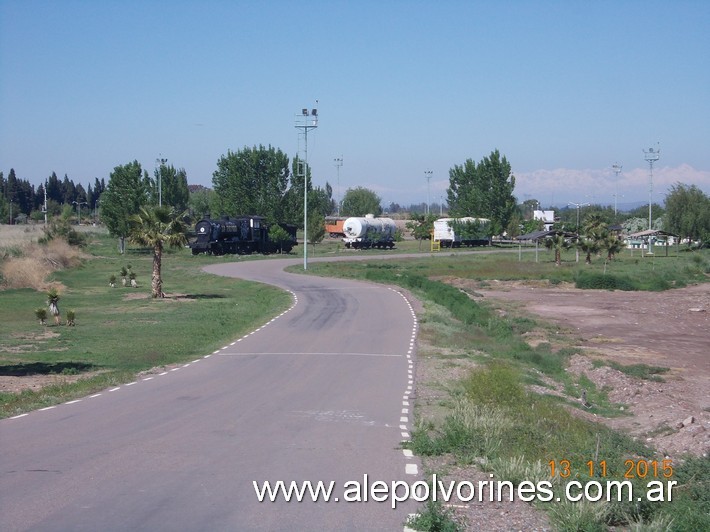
[[433, 217, 491, 247]]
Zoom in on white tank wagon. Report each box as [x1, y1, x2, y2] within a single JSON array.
[[433, 217, 491, 247], [342, 215, 397, 249]]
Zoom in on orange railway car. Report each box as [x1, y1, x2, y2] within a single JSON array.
[[324, 216, 347, 237]]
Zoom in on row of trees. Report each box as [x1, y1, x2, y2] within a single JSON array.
[[0, 170, 107, 223]]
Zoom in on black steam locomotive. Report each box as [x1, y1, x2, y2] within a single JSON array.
[[189, 215, 298, 255]]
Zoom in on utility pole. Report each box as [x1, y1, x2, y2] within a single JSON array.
[[44, 179, 48, 225], [334, 156, 343, 216], [643, 145, 660, 254], [424, 170, 432, 215], [295, 103, 318, 270]]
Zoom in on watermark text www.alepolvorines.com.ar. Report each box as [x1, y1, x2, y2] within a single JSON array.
[[254, 474, 677, 509]]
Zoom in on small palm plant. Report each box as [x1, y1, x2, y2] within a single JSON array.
[[129, 271, 137, 287], [120, 266, 128, 286], [577, 237, 600, 265], [35, 307, 48, 326], [47, 287, 61, 325], [109, 274, 116, 288], [66, 310, 76, 326], [544, 233, 572, 266]]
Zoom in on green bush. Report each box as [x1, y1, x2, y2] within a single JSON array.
[[575, 271, 637, 290]]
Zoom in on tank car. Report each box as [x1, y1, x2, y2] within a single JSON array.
[[342, 215, 397, 249]]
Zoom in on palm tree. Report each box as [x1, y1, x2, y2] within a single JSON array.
[[544, 233, 571, 266], [604, 234, 625, 261], [577, 237, 600, 264], [127, 206, 188, 298]]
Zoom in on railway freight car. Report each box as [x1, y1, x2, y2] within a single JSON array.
[[190, 215, 297, 255], [324, 216, 347, 237], [433, 217, 491, 247], [342, 215, 397, 249]]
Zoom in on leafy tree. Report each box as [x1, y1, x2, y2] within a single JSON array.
[[521, 218, 544, 234], [188, 187, 216, 219], [665, 183, 710, 246], [627, 203, 664, 221], [282, 155, 325, 228], [101, 161, 149, 253], [212, 145, 290, 223], [341, 186, 382, 216], [268, 224, 292, 254], [622, 217, 648, 234], [447, 149, 516, 235], [406, 213, 436, 250], [309, 182, 336, 218], [150, 163, 189, 211], [127, 206, 188, 298], [307, 212, 326, 254], [450, 218, 491, 241], [506, 212, 522, 238]]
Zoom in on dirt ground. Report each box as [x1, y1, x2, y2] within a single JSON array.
[[474, 280, 710, 458]]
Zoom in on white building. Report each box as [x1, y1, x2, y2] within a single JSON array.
[[533, 210, 555, 231]]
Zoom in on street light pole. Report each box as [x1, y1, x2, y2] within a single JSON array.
[[424, 170, 432, 215], [611, 163, 622, 217], [334, 156, 343, 216], [643, 145, 660, 254], [156, 155, 168, 207], [295, 104, 318, 270], [568, 201, 590, 263], [73, 200, 88, 225]]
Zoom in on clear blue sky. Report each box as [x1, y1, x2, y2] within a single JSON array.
[[1, 0, 708, 209]]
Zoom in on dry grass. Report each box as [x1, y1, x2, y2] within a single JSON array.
[[1, 238, 85, 291]]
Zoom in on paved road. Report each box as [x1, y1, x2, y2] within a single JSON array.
[[0, 258, 419, 531]]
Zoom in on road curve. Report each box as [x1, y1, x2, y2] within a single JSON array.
[[0, 257, 419, 531]]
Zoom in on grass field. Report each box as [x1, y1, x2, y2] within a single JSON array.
[[0, 229, 291, 416]]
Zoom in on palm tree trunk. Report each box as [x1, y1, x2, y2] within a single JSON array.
[[152, 243, 163, 298]]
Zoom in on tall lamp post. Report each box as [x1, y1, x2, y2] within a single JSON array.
[[611, 163, 622, 217], [295, 104, 318, 270], [568, 201, 590, 263], [73, 200, 88, 225], [424, 170, 432, 215], [643, 145, 660, 254], [334, 156, 343, 216], [156, 155, 168, 207]]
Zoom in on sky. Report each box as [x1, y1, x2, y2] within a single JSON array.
[[1, 0, 709, 210]]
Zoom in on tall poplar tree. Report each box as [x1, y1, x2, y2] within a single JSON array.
[[212, 145, 290, 222], [101, 161, 148, 253], [447, 149, 516, 235]]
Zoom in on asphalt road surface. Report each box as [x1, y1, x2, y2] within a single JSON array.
[[0, 257, 420, 531]]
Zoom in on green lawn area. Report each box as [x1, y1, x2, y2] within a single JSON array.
[[0, 231, 291, 416]]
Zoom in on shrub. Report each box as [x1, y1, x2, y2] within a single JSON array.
[[405, 500, 461, 532], [575, 271, 637, 291], [34, 307, 48, 325]]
